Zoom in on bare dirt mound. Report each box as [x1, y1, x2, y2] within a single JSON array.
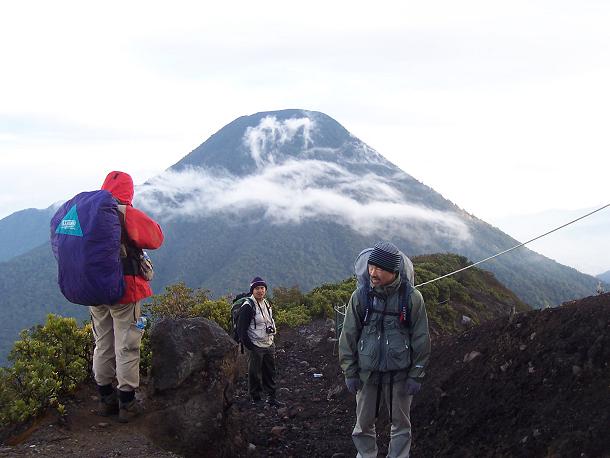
[[414, 293, 610, 458], [2, 294, 608, 457]]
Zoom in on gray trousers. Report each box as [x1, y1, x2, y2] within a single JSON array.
[[90, 302, 143, 392], [352, 380, 413, 458], [247, 344, 276, 399]]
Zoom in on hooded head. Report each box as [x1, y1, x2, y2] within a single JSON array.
[[101, 171, 134, 205]]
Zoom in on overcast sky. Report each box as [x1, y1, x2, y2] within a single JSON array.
[[1, 1, 608, 275]]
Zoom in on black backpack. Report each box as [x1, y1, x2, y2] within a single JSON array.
[[230, 292, 255, 343]]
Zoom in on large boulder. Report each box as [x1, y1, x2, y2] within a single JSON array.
[[145, 317, 245, 457]]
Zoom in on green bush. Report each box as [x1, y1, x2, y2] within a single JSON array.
[[192, 298, 232, 332], [144, 282, 232, 331], [304, 277, 355, 319], [0, 314, 92, 426], [273, 305, 311, 327], [139, 319, 152, 376], [144, 282, 211, 320], [271, 286, 306, 308]]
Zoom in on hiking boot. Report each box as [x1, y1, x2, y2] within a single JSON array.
[[118, 399, 141, 423], [97, 391, 119, 417], [267, 397, 286, 407]]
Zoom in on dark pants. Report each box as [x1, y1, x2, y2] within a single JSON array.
[[248, 344, 276, 400]]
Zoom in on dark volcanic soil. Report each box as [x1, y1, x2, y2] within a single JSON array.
[[2, 294, 609, 457], [414, 293, 610, 458]]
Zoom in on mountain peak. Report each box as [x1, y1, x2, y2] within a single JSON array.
[[170, 109, 385, 175]]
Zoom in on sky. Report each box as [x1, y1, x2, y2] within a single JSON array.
[[1, 1, 609, 275]]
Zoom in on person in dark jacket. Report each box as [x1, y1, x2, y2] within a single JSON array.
[[92, 171, 164, 423], [339, 241, 431, 458], [236, 276, 285, 407]]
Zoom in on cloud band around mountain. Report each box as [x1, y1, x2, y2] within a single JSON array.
[[135, 160, 471, 241]]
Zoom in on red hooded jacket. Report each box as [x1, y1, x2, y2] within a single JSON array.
[[101, 171, 164, 304]]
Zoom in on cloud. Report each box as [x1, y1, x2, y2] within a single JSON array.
[[243, 115, 315, 167], [135, 160, 471, 241]]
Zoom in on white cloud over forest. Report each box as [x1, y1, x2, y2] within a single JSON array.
[[135, 160, 471, 241]]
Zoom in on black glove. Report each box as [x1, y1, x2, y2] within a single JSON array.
[[345, 377, 362, 395], [405, 378, 421, 396]]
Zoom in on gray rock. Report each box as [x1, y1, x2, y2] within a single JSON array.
[[146, 317, 243, 457]]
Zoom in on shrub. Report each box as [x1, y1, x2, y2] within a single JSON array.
[[305, 277, 355, 319], [0, 314, 92, 426], [144, 282, 211, 320], [192, 298, 232, 333], [139, 319, 152, 376], [273, 305, 311, 328], [144, 282, 231, 331], [272, 286, 306, 308]]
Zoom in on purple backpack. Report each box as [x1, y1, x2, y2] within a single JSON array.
[[50, 190, 124, 306]]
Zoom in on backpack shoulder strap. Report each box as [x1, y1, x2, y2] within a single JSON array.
[[244, 297, 256, 314], [242, 297, 258, 329], [356, 284, 374, 326], [357, 282, 413, 327], [262, 298, 272, 315], [116, 204, 127, 231], [116, 204, 130, 247], [398, 282, 413, 328]]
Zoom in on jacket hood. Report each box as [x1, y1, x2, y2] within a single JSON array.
[[101, 171, 134, 205]]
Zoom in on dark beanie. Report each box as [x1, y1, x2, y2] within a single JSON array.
[[250, 276, 268, 293], [368, 241, 401, 273]]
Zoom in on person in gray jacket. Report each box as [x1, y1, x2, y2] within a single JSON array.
[[339, 241, 431, 458]]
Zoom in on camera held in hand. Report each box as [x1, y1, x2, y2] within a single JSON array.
[[266, 325, 276, 335]]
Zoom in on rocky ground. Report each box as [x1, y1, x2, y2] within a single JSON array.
[[1, 293, 609, 457]]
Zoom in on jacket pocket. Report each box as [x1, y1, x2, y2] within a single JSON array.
[[357, 327, 379, 371], [385, 330, 411, 371]]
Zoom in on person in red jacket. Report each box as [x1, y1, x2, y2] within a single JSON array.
[[92, 171, 164, 423]]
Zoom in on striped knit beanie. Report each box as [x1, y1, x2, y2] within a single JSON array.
[[250, 276, 268, 293], [368, 241, 401, 273]]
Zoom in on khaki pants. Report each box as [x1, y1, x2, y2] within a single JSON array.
[[352, 380, 413, 458], [90, 302, 143, 392]]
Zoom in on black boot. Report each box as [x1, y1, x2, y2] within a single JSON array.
[[118, 390, 141, 423], [97, 390, 119, 416]]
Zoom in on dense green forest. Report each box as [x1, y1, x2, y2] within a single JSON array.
[[0, 253, 527, 366]]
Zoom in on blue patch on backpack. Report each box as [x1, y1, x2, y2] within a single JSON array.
[[55, 205, 84, 236]]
